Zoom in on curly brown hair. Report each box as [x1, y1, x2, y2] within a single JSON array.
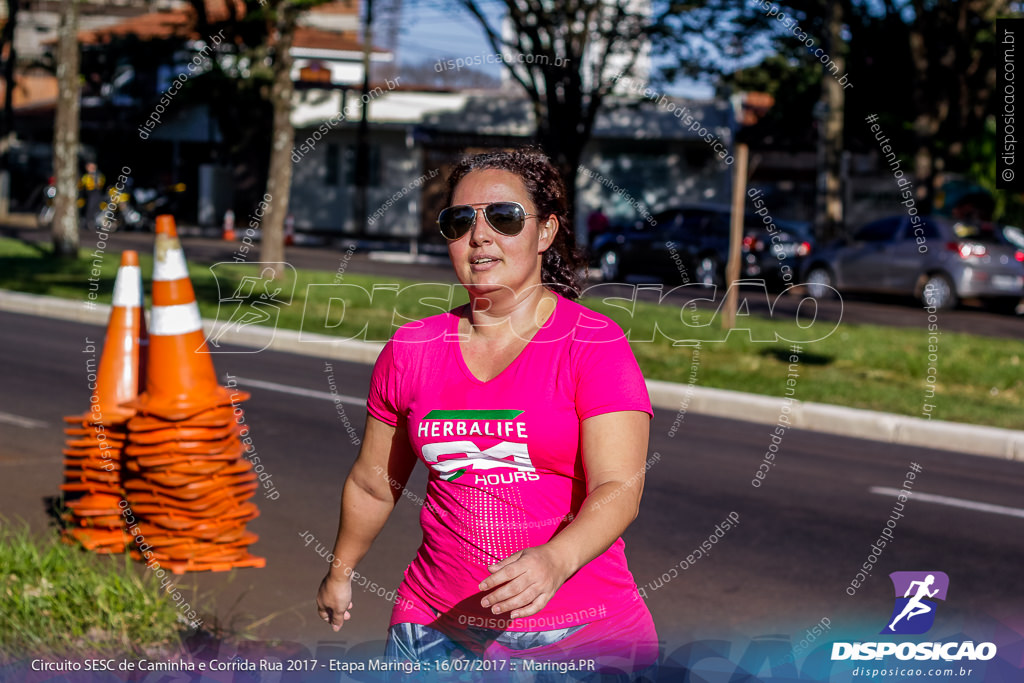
[[443, 147, 585, 300]]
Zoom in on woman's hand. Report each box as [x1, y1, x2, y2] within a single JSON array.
[[478, 545, 572, 619], [316, 573, 354, 631]]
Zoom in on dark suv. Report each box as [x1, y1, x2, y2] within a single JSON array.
[[591, 205, 812, 287]]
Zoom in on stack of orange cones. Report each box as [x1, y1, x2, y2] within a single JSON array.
[[121, 215, 265, 574], [61, 251, 146, 552]]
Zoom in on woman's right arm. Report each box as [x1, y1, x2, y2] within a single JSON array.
[[316, 413, 417, 631]]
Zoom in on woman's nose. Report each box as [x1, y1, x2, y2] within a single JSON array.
[[468, 207, 492, 244]]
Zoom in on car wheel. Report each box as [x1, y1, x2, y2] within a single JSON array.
[[921, 273, 957, 310], [696, 255, 719, 288], [599, 250, 622, 282], [123, 208, 145, 231], [805, 266, 835, 300]]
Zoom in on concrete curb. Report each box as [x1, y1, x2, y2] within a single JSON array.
[[3, 289, 1022, 461], [368, 251, 450, 266], [0, 289, 385, 365], [646, 380, 1024, 461]]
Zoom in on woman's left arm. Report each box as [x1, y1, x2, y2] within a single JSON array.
[[478, 410, 650, 619]]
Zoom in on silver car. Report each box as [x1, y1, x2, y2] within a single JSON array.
[[802, 215, 1024, 310]]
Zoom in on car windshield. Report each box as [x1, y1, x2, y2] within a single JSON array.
[[952, 221, 1013, 245], [777, 219, 812, 241], [853, 217, 901, 242], [1001, 224, 1024, 250], [746, 216, 807, 239]]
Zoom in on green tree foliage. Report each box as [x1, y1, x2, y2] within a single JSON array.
[[720, 53, 821, 149], [455, 0, 651, 209], [709, 0, 1011, 213]]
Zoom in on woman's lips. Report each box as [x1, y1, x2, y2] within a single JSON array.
[[469, 256, 501, 271]]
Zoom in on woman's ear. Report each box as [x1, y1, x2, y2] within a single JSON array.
[[538, 215, 558, 252]]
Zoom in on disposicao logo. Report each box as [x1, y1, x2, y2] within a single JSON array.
[[882, 571, 949, 635], [832, 571, 997, 663]]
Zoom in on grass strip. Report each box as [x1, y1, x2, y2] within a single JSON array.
[[0, 520, 187, 660], [2, 237, 1021, 429]]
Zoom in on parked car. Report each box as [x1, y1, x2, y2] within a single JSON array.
[[1003, 224, 1024, 252], [744, 218, 814, 288], [591, 205, 812, 287], [801, 215, 1024, 310]]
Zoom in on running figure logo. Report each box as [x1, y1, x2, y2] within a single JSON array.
[[881, 571, 949, 635], [206, 262, 296, 353]]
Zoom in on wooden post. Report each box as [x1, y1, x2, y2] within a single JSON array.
[[722, 143, 749, 330]]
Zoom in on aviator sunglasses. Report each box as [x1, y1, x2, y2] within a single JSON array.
[[437, 201, 538, 240]]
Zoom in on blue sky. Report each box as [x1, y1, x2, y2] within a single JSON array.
[[388, 1, 496, 64], [385, 0, 714, 98]]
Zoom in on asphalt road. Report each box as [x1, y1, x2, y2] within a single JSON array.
[[2, 312, 1023, 677], [6, 222, 1024, 341]]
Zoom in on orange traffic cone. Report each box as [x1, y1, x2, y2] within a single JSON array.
[[127, 406, 237, 432], [119, 214, 264, 574], [284, 214, 295, 246], [63, 250, 146, 427], [61, 250, 147, 553], [222, 210, 236, 241], [127, 215, 248, 420]]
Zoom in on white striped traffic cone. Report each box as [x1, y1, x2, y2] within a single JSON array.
[[61, 250, 147, 553], [127, 215, 249, 420], [64, 250, 147, 426]]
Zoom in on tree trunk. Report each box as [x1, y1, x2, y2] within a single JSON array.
[[913, 120, 936, 211], [454, 0, 642, 252], [535, 68, 592, 250], [538, 108, 585, 246], [1, 0, 18, 145], [906, 3, 937, 212], [0, 0, 17, 215], [822, 0, 845, 239], [259, 1, 298, 277], [51, 0, 81, 258], [353, 0, 374, 236]]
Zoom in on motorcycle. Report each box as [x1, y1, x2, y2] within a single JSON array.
[[132, 182, 187, 230], [36, 180, 56, 230], [36, 180, 143, 232], [36, 180, 186, 232], [94, 185, 146, 232]]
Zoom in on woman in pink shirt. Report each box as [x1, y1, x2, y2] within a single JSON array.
[[316, 148, 659, 678]]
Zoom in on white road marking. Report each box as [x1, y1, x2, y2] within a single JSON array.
[[870, 486, 1024, 520], [229, 376, 365, 406], [0, 411, 47, 429]]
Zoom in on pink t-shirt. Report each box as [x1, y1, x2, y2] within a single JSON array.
[[367, 293, 652, 632]]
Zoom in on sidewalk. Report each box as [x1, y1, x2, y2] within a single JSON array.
[[0, 212, 39, 229], [3, 288, 1022, 462]]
